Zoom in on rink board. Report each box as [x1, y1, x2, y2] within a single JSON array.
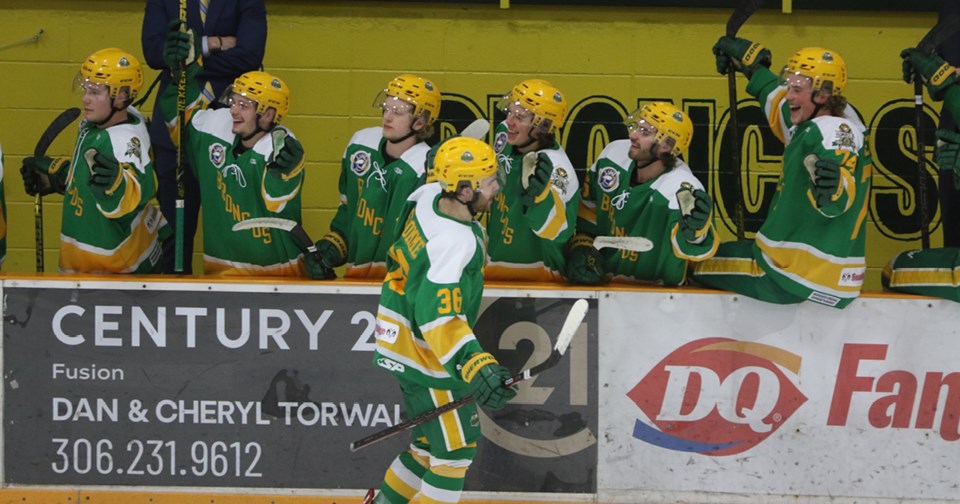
[[1, 277, 958, 504]]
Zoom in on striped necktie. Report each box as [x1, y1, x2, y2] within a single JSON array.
[[198, 0, 215, 104]]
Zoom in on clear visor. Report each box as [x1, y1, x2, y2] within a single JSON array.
[[777, 68, 815, 92], [373, 92, 416, 115], [625, 117, 657, 137], [218, 87, 259, 111], [73, 74, 110, 97]]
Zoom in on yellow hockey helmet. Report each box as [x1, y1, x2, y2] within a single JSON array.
[[780, 47, 847, 96], [228, 71, 291, 124], [433, 137, 498, 193], [78, 48, 144, 100], [497, 79, 567, 134], [374, 74, 441, 125], [624, 102, 694, 157]]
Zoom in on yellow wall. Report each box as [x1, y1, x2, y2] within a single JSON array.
[[0, 1, 941, 289]]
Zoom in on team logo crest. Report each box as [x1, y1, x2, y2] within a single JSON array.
[[461, 151, 475, 162], [552, 92, 563, 104], [831, 123, 856, 151], [598, 166, 620, 192], [350, 151, 371, 176], [118, 57, 130, 68], [424, 81, 435, 92], [493, 131, 508, 153], [209, 143, 226, 168], [270, 79, 282, 90], [822, 51, 834, 62], [124, 137, 142, 160]]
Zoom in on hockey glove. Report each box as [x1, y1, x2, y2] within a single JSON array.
[[713, 36, 771, 78], [85, 149, 123, 199], [163, 19, 199, 73], [900, 48, 957, 101], [520, 152, 552, 209], [565, 234, 604, 285], [267, 129, 305, 180], [314, 230, 348, 269], [303, 250, 336, 280], [936, 129, 960, 189], [804, 155, 842, 208], [677, 187, 713, 243], [21, 155, 69, 196], [461, 352, 517, 411]]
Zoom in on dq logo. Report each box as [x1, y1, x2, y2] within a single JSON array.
[[627, 338, 807, 456]]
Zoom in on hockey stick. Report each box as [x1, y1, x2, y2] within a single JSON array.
[[33, 107, 81, 273], [460, 118, 490, 140], [175, 0, 188, 273], [232, 217, 318, 258], [349, 298, 589, 452], [912, 11, 960, 249], [593, 235, 653, 252], [724, 0, 763, 240]]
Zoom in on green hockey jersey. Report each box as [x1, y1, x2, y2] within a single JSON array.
[[184, 109, 307, 276], [579, 140, 717, 286], [59, 109, 166, 274], [486, 121, 579, 281], [746, 68, 872, 308], [373, 183, 488, 390], [334, 127, 429, 278]]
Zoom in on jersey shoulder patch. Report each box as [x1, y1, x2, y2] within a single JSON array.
[[192, 109, 236, 143], [812, 116, 864, 153], [651, 161, 704, 210], [106, 121, 153, 173]]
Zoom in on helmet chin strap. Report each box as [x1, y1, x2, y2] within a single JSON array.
[[514, 125, 539, 151], [92, 97, 126, 126], [242, 114, 268, 142], [634, 143, 660, 170], [456, 188, 484, 217]]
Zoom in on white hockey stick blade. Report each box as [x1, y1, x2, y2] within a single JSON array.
[[460, 119, 490, 140], [593, 235, 653, 253], [554, 299, 588, 356], [231, 217, 298, 233]]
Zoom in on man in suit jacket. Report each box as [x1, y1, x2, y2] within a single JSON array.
[[141, 0, 267, 273]]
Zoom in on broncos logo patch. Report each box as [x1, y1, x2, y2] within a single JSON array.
[[124, 137, 142, 160], [209, 143, 226, 168]]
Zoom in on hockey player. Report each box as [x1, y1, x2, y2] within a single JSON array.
[[883, 46, 960, 301], [567, 102, 717, 286], [21, 48, 167, 273], [313, 74, 440, 279], [161, 23, 316, 276], [486, 79, 579, 281], [368, 137, 514, 504], [692, 41, 872, 309]]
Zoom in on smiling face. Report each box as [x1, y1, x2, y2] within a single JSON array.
[[783, 73, 826, 125], [626, 119, 673, 165], [504, 103, 536, 148]]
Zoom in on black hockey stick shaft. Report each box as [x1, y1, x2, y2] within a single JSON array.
[[175, 0, 188, 273], [913, 11, 960, 249], [349, 347, 566, 452], [725, 0, 763, 240], [33, 107, 81, 273]]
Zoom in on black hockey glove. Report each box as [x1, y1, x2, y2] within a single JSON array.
[[936, 129, 960, 189], [461, 352, 517, 411], [314, 230, 348, 270], [163, 19, 199, 72], [21, 155, 69, 196], [677, 186, 714, 243], [713, 36, 771, 78], [520, 151, 552, 209], [565, 234, 604, 285], [85, 149, 124, 199], [900, 48, 957, 101], [267, 129, 305, 180], [804, 156, 842, 208], [303, 250, 336, 280]]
